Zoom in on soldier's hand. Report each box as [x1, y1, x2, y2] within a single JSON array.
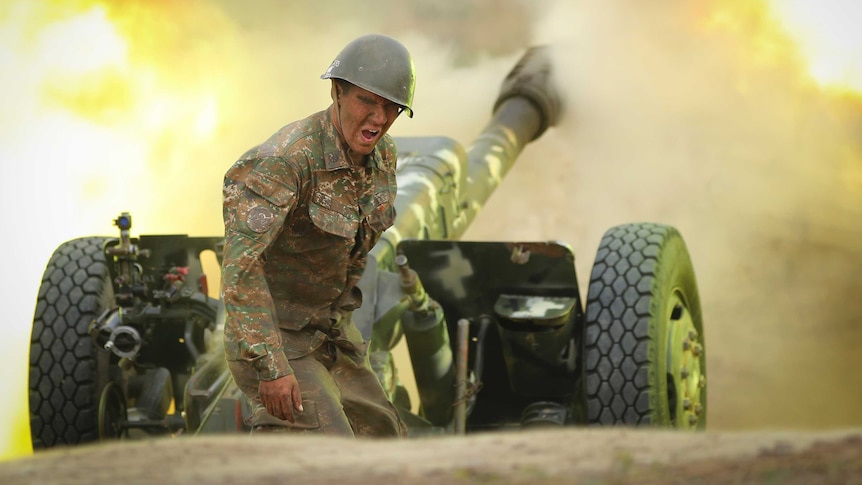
[[259, 374, 303, 422]]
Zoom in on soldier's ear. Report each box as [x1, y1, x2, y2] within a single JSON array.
[[331, 80, 341, 102]]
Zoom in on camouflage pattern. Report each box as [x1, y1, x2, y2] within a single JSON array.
[[221, 106, 397, 383], [228, 312, 403, 436]]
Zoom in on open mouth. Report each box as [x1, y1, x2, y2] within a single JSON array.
[[361, 129, 379, 142]]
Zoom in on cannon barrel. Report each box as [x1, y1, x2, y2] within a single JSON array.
[[459, 46, 562, 236], [371, 46, 562, 270]]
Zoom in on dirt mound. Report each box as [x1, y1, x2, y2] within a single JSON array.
[[2, 429, 860, 484]]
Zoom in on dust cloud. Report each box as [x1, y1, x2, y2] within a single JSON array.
[[215, 0, 862, 430], [3, 1, 860, 456], [464, 0, 862, 429]]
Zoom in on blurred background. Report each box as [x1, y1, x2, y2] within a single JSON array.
[[1, 0, 861, 459]]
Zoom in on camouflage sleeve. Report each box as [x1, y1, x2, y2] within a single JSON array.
[[222, 157, 298, 381]]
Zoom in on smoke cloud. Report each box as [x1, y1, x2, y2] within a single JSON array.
[[2, 0, 860, 455], [471, 0, 862, 429]]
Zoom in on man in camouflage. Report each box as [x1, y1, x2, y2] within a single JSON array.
[[221, 34, 415, 436]]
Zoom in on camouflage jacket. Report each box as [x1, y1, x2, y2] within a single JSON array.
[[221, 107, 397, 381]]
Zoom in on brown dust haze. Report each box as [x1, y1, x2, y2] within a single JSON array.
[[216, 0, 862, 429], [4, 0, 861, 437], [221, 0, 862, 430]]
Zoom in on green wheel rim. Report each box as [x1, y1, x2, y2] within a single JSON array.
[[666, 290, 705, 429]]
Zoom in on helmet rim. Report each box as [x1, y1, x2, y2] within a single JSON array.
[[321, 34, 415, 118]]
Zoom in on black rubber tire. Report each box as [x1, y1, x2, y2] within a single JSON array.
[[582, 223, 706, 428], [29, 237, 113, 447], [98, 382, 127, 440]]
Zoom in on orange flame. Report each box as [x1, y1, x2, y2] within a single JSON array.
[[1, 1, 240, 237], [703, 0, 862, 95], [0, 0, 239, 460], [768, 0, 862, 94]]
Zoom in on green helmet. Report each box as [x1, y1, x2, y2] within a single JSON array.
[[321, 34, 416, 118]]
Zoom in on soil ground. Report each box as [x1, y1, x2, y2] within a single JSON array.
[[2, 429, 861, 484]]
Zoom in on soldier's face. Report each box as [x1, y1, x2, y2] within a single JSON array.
[[336, 85, 402, 155]]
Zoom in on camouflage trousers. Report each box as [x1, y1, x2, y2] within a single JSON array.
[[228, 316, 404, 437]]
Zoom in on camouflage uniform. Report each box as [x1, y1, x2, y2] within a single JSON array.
[[221, 107, 403, 436]]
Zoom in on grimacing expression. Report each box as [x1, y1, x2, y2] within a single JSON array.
[[335, 83, 402, 156]]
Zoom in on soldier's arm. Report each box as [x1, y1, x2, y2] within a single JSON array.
[[222, 156, 298, 381]]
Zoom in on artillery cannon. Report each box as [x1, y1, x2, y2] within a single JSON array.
[[28, 46, 705, 447]]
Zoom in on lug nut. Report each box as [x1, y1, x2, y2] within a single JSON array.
[[695, 404, 703, 415], [692, 344, 703, 357], [683, 399, 692, 410], [682, 340, 691, 351], [688, 415, 698, 426], [681, 367, 689, 379]]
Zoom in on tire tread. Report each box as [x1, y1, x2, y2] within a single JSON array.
[[29, 237, 110, 448], [583, 223, 675, 425]]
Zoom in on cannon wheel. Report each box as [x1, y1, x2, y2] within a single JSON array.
[[29, 237, 114, 447], [582, 223, 706, 428], [98, 381, 128, 440]]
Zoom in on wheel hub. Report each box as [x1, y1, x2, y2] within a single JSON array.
[[666, 292, 705, 429]]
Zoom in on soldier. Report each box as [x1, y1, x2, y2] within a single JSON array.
[[221, 34, 415, 436]]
